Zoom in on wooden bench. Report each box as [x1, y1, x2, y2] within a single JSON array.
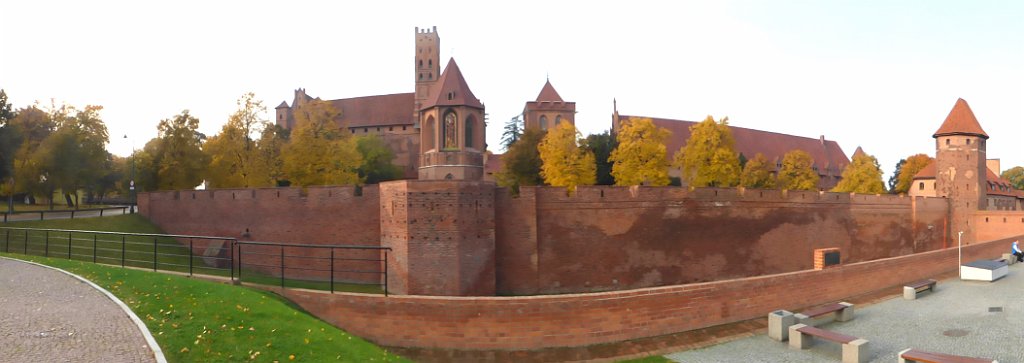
[[898, 348, 997, 363], [788, 324, 868, 363], [795, 301, 854, 325], [903, 279, 937, 300]]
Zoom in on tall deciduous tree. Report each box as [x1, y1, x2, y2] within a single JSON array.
[[674, 116, 741, 187], [1002, 166, 1024, 190], [356, 135, 403, 184], [282, 100, 362, 186], [889, 154, 933, 194], [500, 115, 523, 151], [8, 106, 55, 205], [253, 124, 289, 186], [204, 93, 267, 188], [832, 151, 886, 194], [154, 110, 209, 190], [608, 117, 671, 186], [740, 153, 776, 189], [583, 131, 617, 185], [777, 150, 818, 191], [0, 89, 20, 211], [496, 127, 544, 192], [538, 122, 596, 194]]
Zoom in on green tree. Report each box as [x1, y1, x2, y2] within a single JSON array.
[[832, 151, 886, 194], [538, 122, 596, 194], [777, 150, 818, 191], [154, 110, 209, 190], [282, 100, 362, 186], [740, 153, 776, 189], [204, 93, 267, 188], [496, 128, 544, 191], [608, 117, 671, 186], [356, 135, 403, 184], [8, 106, 56, 205], [0, 89, 21, 211], [1002, 166, 1024, 190], [500, 115, 523, 151], [583, 131, 617, 185], [889, 154, 932, 194], [674, 115, 740, 187]]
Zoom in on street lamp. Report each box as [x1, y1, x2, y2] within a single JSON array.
[[123, 134, 136, 214], [958, 231, 964, 278]]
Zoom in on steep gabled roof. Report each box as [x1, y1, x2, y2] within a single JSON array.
[[912, 161, 937, 180], [535, 80, 564, 102], [329, 93, 415, 128], [852, 146, 866, 159], [423, 58, 483, 109], [276, 101, 289, 109], [933, 98, 988, 139]]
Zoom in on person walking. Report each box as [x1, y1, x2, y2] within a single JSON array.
[[1013, 241, 1023, 263]]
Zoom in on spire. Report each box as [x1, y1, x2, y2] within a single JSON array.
[[852, 146, 866, 159], [933, 98, 989, 139], [422, 58, 483, 109], [535, 79, 564, 102]]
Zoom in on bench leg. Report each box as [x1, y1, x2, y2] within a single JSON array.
[[788, 324, 811, 349], [837, 302, 855, 322], [794, 313, 813, 326], [897, 348, 912, 363], [841, 338, 868, 363], [903, 286, 918, 300], [768, 310, 795, 342]]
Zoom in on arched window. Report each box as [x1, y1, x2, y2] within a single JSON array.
[[418, 60, 423, 68], [539, 115, 548, 130], [919, 182, 924, 191], [429, 59, 432, 67], [465, 116, 476, 148], [424, 116, 436, 151], [443, 110, 458, 149], [555, 115, 562, 126]]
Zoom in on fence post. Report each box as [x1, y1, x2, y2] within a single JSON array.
[[67, 232, 72, 259], [188, 238, 193, 277], [44, 230, 49, 257], [384, 250, 389, 297], [93, 234, 97, 263], [236, 243, 242, 283], [39, 211, 43, 221], [24, 230, 28, 254], [280, 245, 285, 289], [229, 241, 234, 282], [100, 209, 103, 217], [70, 210, 74, 219], [121, 235, 126, 268], [330, 248, 335, 294], [5, 229, 9, 253], [153, 236, 158, 271]]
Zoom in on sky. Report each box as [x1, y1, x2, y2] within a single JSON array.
[[2, 1, 1022, 181]]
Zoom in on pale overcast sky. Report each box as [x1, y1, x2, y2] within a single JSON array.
[[2, 1, 1022, 180]]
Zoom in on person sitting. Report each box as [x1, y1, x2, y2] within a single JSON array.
[[1013, 241, 1023, 263]]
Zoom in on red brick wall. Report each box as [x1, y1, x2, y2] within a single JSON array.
[[495, 186, 951, 295], [271, 234, 1021, 351], [974, 211, 1024, 244]]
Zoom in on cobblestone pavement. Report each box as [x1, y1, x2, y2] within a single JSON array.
[[665, 264, 1024, 362], [0, 258, 157, 363]]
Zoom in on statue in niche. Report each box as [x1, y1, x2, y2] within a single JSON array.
[[444, 111, 458, 149]]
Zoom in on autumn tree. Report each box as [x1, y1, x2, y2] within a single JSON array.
[[204, 93, 267, 188], [1002, 166, 1024, 190], [889, 154, 932, 194], [153, 110, 209, 190], [583, 131, 617, 185], [253, 124, 289, 186], [674, 115, 740, 187], [356, 135, 403, 184], [608, 117, 671, 186], [496, 127, 545, 191], [740, 153, 776, 189], [0, 90, 20, 211], [282, 100, 362, 186], [832, 151, 886, 194], [538, 122, 596, 194], [8, 106, 55, 205], [777, 150, 818, 191]]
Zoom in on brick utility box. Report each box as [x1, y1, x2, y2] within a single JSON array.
[[379, 180, 496, 296], [814, 248, 841, 270]]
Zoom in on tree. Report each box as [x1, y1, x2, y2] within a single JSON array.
[[204, 93, 267, 188], [7, 105, 55, 206], [608, 117, 671, 186], [832, 151, 886, 194], [42, 105, 109, 207], [356, 135, 403, 184], [538, 122, 596, 194], [282, 100, 362, 186], [674, 115, 741, 187], [500, 114, 523, 151], [496, 128, 544, 190], [253, 123, 289, 187], [583, 131, 617, 185], [740, 153, 776, 189], [777, 150, 818, 191], [0, 89, 21, 211], [154, 110, 209, 190], [889, 154, 932, 194], [1002, 167, 1024, 190]]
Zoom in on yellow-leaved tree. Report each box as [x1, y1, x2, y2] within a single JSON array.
[[608, 117, 671, 186], [282, 100, 362, 186], [740, 153, 776, 189], [777, 150, 818, 191], [204, 93, 270, 188], [538, 122, 596, 194], [674, 115, 740, 187], [889, 154, 932, 194], [832, 150, 886, 194]]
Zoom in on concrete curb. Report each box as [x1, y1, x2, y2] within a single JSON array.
[[0, 256, 168, 363]]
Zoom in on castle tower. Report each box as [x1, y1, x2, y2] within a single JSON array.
[[933, 98, 988, 244], [414, 26, 440, 112], [523, 79, 575, 131], [418, 58, 485, 180]]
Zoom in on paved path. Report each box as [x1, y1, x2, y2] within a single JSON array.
[[665, 263, 1024, 362], [0, 258, 158, 363]]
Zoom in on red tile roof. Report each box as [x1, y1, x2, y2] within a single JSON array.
[[852, 146, 866, 159], [912, 160, 1021, 198], [619, 115, 850, 176], [912, 161, 936, 179], [535, 80, 564, 102], [423, 58, 483, 109], [933, 98, 988, 139], [328, 93, 415, 128]]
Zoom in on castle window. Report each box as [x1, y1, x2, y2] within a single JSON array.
[[447, 92, 454, 100], [403, 126, 407, 131], [555, 115, 562, 125], [443, 110, 458, 149], [419, 59, 423, 68], [465, 116, 475, 148], [377, 127, 381, 132], [389, 126, 393, 131], [946, 139, 950, 145], [419, 74, 423, 80], [919, 182, 924, 191], [351, 129, 355, 134], [540, 115, 549, 130], [429, 59, 432, 67], [364, 128, 368, 133], [966, 139, 971, 145], [429, 73, 433, 80]]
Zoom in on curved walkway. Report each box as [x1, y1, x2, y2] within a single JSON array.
[[0, 257, 161, 362]]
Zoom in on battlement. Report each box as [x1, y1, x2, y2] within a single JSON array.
[[522, 185, 937, 206], [415, 26, 437, 34]]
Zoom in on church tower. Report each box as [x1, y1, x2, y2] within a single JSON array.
[[414, 26, 440, 112], [933, 98, 988, 244], [523, 79, 575, 131], [418, 58, 486, 180]]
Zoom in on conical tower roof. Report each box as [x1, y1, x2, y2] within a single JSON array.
[[933, 98, 988, 139], [852, 146, 866, 159], [423, 58, 483, 109], [535, 80, 564, 102]]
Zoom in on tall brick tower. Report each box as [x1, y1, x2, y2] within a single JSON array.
[[417, 58, 486, 181], [933, 98, 988, 244], [523, 79, 576, 131], [414, 26, 440, 113]]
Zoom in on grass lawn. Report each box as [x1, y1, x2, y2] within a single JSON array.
[[2, 254, 408, 362]]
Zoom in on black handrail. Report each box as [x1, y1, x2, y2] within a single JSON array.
[[235, 240, 391, 295]]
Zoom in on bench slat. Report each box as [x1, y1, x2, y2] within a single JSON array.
[[800, 303, 846, 318], [906, 279, 936, 289], [901, 349, 993, 363], [795, 325, 856, 344]]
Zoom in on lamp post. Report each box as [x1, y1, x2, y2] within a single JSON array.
[[958, 231, 964, 278], [123, 135, 135, 214]]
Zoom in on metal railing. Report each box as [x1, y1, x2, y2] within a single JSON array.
[[2, 206, 130, 223], [235, 241, 390, 296]]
